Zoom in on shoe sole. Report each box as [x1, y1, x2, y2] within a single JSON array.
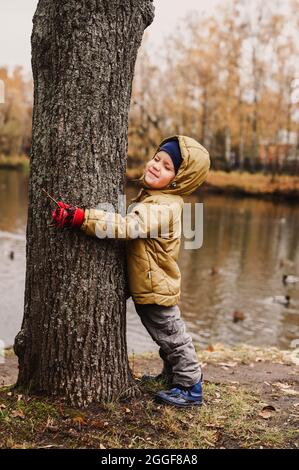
[[155, 395, 203, 408]]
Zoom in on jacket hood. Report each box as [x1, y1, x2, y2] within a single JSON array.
[[136, 135, 210, 197]]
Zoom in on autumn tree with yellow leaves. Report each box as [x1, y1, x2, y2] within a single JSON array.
[[0, 66, 32, 157], [129, 0, 299, 173], [1, 1, 298, 174]]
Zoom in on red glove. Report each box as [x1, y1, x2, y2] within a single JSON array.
[[52, 201, 85, 229]]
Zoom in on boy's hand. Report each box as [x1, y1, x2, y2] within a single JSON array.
[[52, 201, 85, 229]]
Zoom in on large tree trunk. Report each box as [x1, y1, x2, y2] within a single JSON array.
[[14, 0, 154, 407]]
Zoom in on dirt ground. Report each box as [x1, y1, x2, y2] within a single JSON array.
[[1, 346, 298, 449], [132, 352, 299, 416], [4, 352, 299, 395]]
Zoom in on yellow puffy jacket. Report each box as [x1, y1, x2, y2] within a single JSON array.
[[80, 135, 210, 306]]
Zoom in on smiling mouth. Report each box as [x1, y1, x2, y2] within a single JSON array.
[[147, 168, 159, 178]]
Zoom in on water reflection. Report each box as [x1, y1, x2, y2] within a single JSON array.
[[0, 170, 28, 348], [0, 170, 298, 353], [178, 195, 299, 351]]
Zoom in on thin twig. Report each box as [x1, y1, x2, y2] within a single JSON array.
[[42, 187, 60, 206]]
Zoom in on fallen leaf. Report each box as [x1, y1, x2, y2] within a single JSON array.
[[207, 345, 214, 352], [282, 389, 299, 396], [0, 404, 6, 409], [99, 444, 106, 449], [11, 409, 25, 419], [17, 394, 23, 402], [38, 445, 57, 449], [273, 383, 299, 396], [258, 410, 272, 420], [218, 362, 237, 368], [90, 420, 106, 429], [45, 417, 57, 430], [205, 423, 224, 429], [7, 392, 12, 397], [274, 382, 290, 389], [72, 416, 87, 427], [258, 405, 276, 420], [125, 408, 131, 414]]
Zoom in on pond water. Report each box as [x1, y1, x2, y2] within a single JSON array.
[[1, 169, 299, 354]]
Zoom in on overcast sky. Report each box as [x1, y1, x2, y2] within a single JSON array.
[[0, 0, 219, 73]]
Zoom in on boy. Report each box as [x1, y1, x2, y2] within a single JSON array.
[[51, 135, 210, 407]]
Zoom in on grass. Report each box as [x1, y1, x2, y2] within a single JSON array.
[[0, 344, 298, 449], [0, 380, 295, 449]]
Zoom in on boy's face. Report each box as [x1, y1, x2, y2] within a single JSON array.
[[144, 151, 176, 189]]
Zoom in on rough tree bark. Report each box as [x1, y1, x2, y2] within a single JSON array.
[[14, 0, 154, 407]]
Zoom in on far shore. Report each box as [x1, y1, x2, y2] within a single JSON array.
[[0, 154, 29, 171], [127, 168, 299, 201], [2, 156, 299, 201]]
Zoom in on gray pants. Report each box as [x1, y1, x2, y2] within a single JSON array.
[[134, 303, 202, 387]]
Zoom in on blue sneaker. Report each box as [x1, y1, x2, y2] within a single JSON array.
[[155, 381, 203, 408]]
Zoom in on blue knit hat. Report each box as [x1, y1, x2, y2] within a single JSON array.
[[159, 140, 182, 174]]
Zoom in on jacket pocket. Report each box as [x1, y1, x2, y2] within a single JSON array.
[[128, 253, 152, 295], [151, 268, 170, 296]]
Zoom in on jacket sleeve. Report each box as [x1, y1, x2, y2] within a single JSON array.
[[80, 202, 180, 240]]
